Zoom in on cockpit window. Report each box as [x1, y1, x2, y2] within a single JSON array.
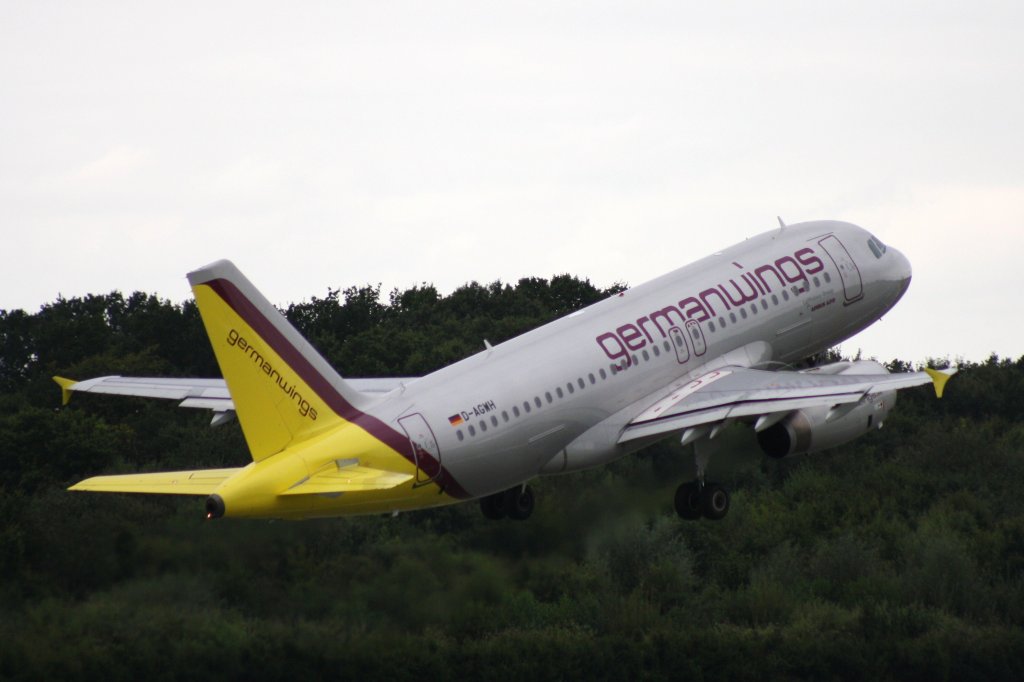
[[867, 236, 887, 259]]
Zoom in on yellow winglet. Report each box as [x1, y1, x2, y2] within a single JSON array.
[[923, 367, 956, 399], [53, 376, 77, 406]]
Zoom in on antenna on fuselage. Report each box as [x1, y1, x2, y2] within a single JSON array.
[[777, 216, 787, 229]]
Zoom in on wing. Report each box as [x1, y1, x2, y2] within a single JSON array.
[[54, 375, 416, 425], [620, 364, 955, 444], [69, 468, 243, 495]]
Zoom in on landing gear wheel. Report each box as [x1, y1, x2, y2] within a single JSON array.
[[508, 486, 535, 521], [700, 482, 730, 521], [674, 482, 702, 520], [481, 486, 535, 520], [480, 490, 511, 520]]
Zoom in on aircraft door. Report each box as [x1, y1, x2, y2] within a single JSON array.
[[818, 235, 864, 304], [398, 413, 442, 487], [685, 319, 707, 356], [669, 326, 690, 364]]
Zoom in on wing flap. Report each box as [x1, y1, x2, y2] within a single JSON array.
[[280, 461, 413, 496], [69, 468, 242, 495]]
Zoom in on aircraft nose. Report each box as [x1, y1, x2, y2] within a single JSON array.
[[889, 246, 912, 299], [891, 247, 912, 284]]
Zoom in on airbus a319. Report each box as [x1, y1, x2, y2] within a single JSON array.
[[58, 220, 953, 522]]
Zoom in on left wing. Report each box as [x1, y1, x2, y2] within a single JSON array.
[[54, 375, 416, 425], [620, 363, 954, 444]]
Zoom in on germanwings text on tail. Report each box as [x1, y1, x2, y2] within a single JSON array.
[[57, 220, 953, 522]]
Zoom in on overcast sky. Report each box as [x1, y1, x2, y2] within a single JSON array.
[[2, 1, 1021, 364]]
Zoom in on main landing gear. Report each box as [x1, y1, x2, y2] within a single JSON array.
[[480, 485, 535, 521], [674, 480, 730, 521], [674, 435, 731, 520]]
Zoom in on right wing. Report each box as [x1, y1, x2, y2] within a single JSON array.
[[619, 363, 954, 444]]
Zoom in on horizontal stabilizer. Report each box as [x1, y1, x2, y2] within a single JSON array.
[[68, 468, 242, 495], [280, 460, 413, 496]]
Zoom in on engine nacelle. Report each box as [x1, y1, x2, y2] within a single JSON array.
[[756, 360, 897, 458]]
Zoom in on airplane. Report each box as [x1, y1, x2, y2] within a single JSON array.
[[57, 219, 954, 522]]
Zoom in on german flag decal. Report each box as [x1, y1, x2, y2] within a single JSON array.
[[448, 414, 464, 426]]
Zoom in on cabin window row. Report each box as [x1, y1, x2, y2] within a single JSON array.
[[455, 363, 618, 441], [706, 272, 831, 333]]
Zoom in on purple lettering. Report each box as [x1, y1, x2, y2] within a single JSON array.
[[617, 323, 647, 351], [596, 332, 630, 365], [774, 256, 807, 283], [795, 247, 824, 274]]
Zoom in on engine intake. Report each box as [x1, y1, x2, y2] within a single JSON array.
[[756, 360, 897, 458]]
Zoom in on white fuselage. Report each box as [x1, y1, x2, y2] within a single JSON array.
[[366, 220, 911, 498]]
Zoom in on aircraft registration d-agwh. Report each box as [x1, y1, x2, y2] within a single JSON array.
[[59, 220, 953, 522]]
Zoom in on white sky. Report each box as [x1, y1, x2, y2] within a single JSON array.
[[2, 1, 1022, 364]]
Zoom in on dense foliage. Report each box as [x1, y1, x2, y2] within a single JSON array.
[[1, 280, 1022, 680]]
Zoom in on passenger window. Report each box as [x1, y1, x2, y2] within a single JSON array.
[[663, 340, 671, 352], [652, 345, 660, 357], [535, 397, 542, 408], [502, 410, 508, 422], [457, 430, 464, 441], [545, 392, 553, 403], [740, 308, 747, 319], [600, 368, 607, 380], [782, 290, 789, 301], [824, 272, 831, 283], [556, 387, 563, 399], [524, 402, 532, 413], [513, 405, 521, 417], [761, 300, 768, 310], [491, 416, 498, 427], [718, 316, 726, 327], [480, 420, 487, 432], [469, 425, 476, 436], [567, 382, 574, 394], [642, 350, 650, 361], [589, 373, 596, 384], [729, 312, 737, 323], [709, 321, 716, 332], [578, 378, 585, 389]]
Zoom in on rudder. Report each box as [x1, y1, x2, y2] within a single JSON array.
[[188, 260, 371, 461]]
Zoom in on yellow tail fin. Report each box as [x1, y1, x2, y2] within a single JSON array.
[[188, 260, 371, 461]]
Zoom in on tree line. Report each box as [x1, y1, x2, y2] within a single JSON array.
[[1, 278, 1023, 680]]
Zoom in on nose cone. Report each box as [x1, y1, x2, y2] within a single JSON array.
[[889, 246, 913, 301]]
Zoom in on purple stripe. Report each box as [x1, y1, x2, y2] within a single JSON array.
[[206, 278, 471, 499]]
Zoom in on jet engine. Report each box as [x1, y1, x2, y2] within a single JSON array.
[[756, 360, 897, 458]]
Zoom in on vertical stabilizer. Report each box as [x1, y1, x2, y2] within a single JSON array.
[[188, 260, 371, 461]]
